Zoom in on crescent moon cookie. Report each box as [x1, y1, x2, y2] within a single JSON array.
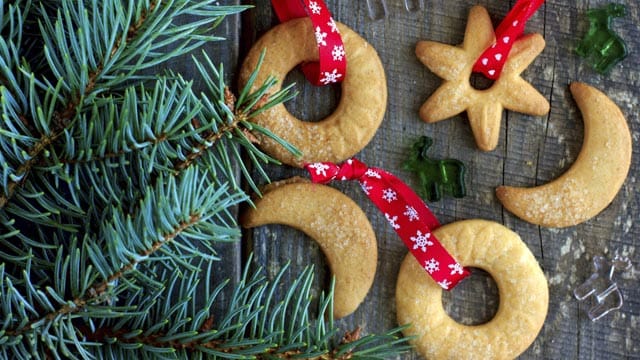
[[496, 82, 632, 227], [416, 5, 550, 151], [240, 178, 377, 319], [239, 18, 387, 167], [396, 219, 548, 360]]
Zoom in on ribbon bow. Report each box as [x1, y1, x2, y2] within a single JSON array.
[[306, 158, 470, 290]]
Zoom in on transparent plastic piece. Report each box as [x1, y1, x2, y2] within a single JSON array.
[[403, 0, 423, 12], [365, 0, 422, 20], [366, 0, 387, 20], [574, 254, 632, 321]]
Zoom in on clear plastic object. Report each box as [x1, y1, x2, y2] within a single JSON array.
[[574, 254, 632, 321], [365, 0, 423, 20], [403, 0, 423, 12], [366, 0, 387, 20]]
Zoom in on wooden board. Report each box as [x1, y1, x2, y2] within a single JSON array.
[[233, 0, 640, 358]]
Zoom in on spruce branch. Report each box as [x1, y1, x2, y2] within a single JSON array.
[[1, 257, 412, 359], [2, 167, 245, 345], [0, 0, 249, 216], [173, 51, 300, 193], [0, 1, 412, 359], [80, 260, 410, 359]]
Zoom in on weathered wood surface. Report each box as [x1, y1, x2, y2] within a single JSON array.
[[228, 0, 639, 358]]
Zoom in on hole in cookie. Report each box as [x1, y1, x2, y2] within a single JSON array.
[[469, 72, 496, 91], [442, 267, 499, 325], [283, 67, 342, 122]]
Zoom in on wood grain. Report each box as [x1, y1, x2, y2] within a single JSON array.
[[235, 0, 640, 358]]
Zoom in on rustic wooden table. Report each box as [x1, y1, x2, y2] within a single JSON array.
[[213, 0, 639, 358]]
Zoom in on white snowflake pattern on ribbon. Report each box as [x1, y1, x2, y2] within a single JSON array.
[[308, 163, 330, 177], [319, 69, 342, 84], [438, 279, 452, 290], [364, 169, 381, 179], [410, 230, 433, 252], [385, 213, 400, 230], [382, 188, 397, 203], [424, 258, 440, 274], [448, 262, 464, 275], [308, 1, 322, 14], [327, 18, 339, 33], [314, 26, 328, 46], [359, 180, 373, 195], [332, 45, 346, 61], [403, 205, 419, 222]]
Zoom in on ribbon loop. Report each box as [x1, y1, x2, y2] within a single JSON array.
[[473, 0, 545, 80], [271, 0, 347, 86], [305, 159, 471, 290]]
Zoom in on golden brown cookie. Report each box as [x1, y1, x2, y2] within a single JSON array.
[[496, 82, 632, 227], [396, 219, 548, 360], [239, 18, 387, 167], [416, 5, 550, 151], [241, 179, 377, 319]]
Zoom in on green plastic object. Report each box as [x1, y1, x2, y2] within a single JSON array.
[[576, 4, 628, 74], [403, 136, 466, 202]]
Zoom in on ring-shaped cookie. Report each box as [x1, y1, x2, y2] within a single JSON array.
[[396, 219, 548, 360], [239, 18, 387, 167]]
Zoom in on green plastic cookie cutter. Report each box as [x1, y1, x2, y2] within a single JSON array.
[[403, 136, 466, 202], [576, 3, 628, 74]]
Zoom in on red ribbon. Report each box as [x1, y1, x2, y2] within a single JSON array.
[[473, 0, 545, 80], [305, 159, 471, 290], [271, 0, 347, 85]]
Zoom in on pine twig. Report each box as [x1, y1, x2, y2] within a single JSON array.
[[0, 2, 152, 209], [4, 211, 201, 338]]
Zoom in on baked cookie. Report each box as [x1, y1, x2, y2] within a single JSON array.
[[396, 219, 548, 360], [241, 178, 377, 319], [239, 18, 387, 167], [416, 5, 550, 151], [496, 82, 632, 227]]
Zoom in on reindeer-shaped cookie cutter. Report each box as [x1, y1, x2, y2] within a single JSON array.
[[576, 3, 628, 74], [402, 136, 466, 202], [574, 254, 633, 321]]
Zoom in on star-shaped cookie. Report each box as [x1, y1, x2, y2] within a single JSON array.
[[416, 5, 550, 151]]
